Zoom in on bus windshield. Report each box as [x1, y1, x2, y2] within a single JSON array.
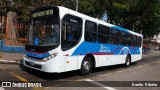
[[27, 18, 60, 46]]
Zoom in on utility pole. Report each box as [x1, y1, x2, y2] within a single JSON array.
[[132, 20, 140, 32], [76, 0, 79, 12], [132, 22, 135, 32]]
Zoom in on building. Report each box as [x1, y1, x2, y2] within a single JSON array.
[[151, 33, 160, 50]]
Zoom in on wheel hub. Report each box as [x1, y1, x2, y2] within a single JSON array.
[[83, 61, 90, 71]]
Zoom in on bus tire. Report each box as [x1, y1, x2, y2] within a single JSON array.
[[125, 55, 131, 67], [80, 57, 92, 75]]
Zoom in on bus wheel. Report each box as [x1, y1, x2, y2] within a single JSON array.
[[80, 57, 92, 75], [125, 55, 131, 67]]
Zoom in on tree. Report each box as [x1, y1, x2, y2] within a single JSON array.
[[5, 0, 160, 39], [97, 0, 160, 38], [12, 0, 62, 22], [0, 0, 13, 16]]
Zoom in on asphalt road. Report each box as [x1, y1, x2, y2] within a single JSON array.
[[0, 52, 160, 90]]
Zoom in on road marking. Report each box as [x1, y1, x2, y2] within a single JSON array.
[[54, 60, 160, 88], [9, 72, 44, 90], [0, 87, 5, 90], [9, 72, 29, 83], [4, 59, 160, 89], [86, 79, 117, 90], [95, 60, 160, 78], [74, 60, 160, 85], [7, 59, 159, 89]]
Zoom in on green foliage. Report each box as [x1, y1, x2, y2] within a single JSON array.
[[1, 0, 160, 38]]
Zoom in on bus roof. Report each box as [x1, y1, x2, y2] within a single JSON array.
[[32, 6, 143, 37], [58, 6, 142, 37]]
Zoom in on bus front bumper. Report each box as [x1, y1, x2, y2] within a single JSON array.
[[23, 56, 59, 73]]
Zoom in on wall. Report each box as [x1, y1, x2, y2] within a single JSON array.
[[0, 40, 24, 53]]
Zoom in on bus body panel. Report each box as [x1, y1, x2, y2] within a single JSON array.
[[24, 6, 143, 73], [24, 56, 59, 73], [64, 56, 78, 71], [24, 46, 67, 73]]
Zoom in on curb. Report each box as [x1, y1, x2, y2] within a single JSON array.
[[0, 59, 23, 64]]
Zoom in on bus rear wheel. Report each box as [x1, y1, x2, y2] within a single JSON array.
[[80, 57, 92, 75], [125, 55, 131, 67]]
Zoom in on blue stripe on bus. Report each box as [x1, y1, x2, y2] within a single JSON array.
[[72, 42, 140, 56], [111, 26, 129, 33], [25, 51, 50, 58]]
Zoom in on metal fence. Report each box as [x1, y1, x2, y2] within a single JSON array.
[[1, 11, 30, 46], [0, 16, 5, 40], [1, 15, 29, 46], [5, 18, 28, 46]]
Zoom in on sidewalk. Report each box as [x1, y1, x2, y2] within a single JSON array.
[[142, 50, 160, 59], [0, 52, 24, 64]]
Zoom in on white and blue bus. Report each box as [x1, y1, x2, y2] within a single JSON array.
[[24, 6, 143, 75]]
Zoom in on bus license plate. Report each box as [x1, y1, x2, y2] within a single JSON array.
[[30, 62, 35, 66]]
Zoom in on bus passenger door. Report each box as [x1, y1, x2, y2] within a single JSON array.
[[61, 15, 83, 72]]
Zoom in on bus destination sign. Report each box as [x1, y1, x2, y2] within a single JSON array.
[[32, 9, 54, 18]]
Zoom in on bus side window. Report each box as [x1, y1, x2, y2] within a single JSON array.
[[137, 36, 142, 47], [110, 37, 114, 44], [62, 22, 67, 40], [120, 38, 123, 45], [85, 20, 97, 42], [98, 24, 110, 44], [110, 28, 120, 45], [120, 31, 128, 46], [66, 25, 72, 41], [61, 15, 82, 51], [133, 35, 137, 47]]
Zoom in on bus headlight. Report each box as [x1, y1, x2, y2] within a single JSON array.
[[42, 53, 58, 62]]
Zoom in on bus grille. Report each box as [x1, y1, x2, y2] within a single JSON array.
[[25, 55, 43, 61], [25, 61, 42, 69]]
